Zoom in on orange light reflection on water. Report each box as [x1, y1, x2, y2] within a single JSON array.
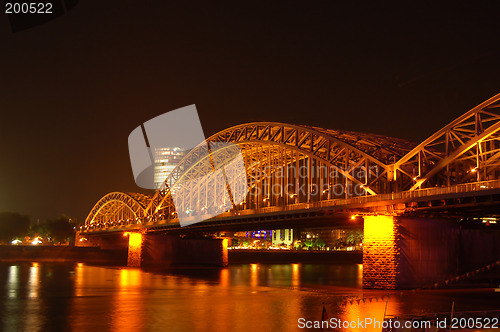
[[220, 268, 229, 287], [110, 269, 145, 331], [292, 263, 300, 288], [250, 263, 258, 288], [64, 262, 414, 331], [338, 295, 400, 332]]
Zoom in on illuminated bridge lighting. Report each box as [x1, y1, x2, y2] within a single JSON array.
[[80, 93, 500, 233]]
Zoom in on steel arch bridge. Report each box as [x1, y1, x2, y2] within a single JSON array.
[[83, 93, 500, 232], [85, 192, 151, 228]]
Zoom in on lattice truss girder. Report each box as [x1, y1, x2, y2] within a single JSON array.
[[148, 142, 248, 219], [145, 123, 416, 221], [394, 93, 500, 190], [205, 124, 410, 199], [240, 144, 378, 205], [85, 192, 151, 226], [84, 94, 500, 229]]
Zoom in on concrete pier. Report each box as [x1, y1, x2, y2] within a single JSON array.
[[127, 232, 143, 267]]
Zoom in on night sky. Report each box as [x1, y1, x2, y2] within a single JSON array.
[[0, 1, 499, 223]]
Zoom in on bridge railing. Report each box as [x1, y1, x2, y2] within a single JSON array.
[[380, 179, 500, 203], [217, 179, 500, 218], [315, 179, 500, 208]]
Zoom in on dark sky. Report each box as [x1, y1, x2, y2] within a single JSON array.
[[0, 1, 499, 223]]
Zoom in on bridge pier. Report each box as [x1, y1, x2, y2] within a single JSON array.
[[363, 215, 461, 289], [126, 232, 143, 267], [362, 215, 500, 289], [362, 215, 399, 289]]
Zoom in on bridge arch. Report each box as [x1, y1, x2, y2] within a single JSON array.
[[146, 122, 416, 217], [394, 93, 500, 190], [82, 94, 500, 232], [84, 192, 151, 229]]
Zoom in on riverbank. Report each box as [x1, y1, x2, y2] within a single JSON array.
[[228, 249, 362, 264], [0, 245, 127, 264]]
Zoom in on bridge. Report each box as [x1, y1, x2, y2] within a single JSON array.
[[78, 93, 500, 289]]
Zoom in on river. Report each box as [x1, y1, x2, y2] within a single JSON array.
[[0, 262, 498, 331]]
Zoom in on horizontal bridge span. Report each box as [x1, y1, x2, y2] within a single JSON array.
[[84, 94, 500, 232], [82, 179, 500, 233]]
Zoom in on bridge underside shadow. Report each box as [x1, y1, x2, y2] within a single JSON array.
[[76, 231, 228, 268], [147, 212, 361, 233]]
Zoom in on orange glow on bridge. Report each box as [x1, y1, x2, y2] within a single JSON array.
[[129, 233, 142, 247], [363, 215, 398, 289], [364, 215, 394, 238], [127, 232, 143, 267]]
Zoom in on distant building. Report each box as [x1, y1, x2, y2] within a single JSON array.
[[153, 147, 188, 189], [272, 229, 294, 246]]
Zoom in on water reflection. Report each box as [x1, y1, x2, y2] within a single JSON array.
[[250, 263, 258, 288], [111, 269, 145, 331], [25, 263, 42, 330], [28, 263, 39, 298], [219, 268, 229, 287], [3, 265, 21, 331], [7, 265, 18, 299], [292, 263, 300, 288], [341, 296, 399, 332], [0, 262, 497, 331]]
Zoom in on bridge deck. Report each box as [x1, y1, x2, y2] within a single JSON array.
[[81, 179, 500, 234]]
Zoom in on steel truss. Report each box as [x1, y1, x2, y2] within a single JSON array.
[[394, 93, 500, 191], [84, 192, 151, 229], [142, 123, 416, 224], [84, 93, 500, 230]]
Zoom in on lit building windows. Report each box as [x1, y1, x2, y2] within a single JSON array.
[[153, 147, 188, 189]]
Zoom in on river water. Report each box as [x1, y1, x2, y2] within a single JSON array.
[[0, 262, 498, 331]]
